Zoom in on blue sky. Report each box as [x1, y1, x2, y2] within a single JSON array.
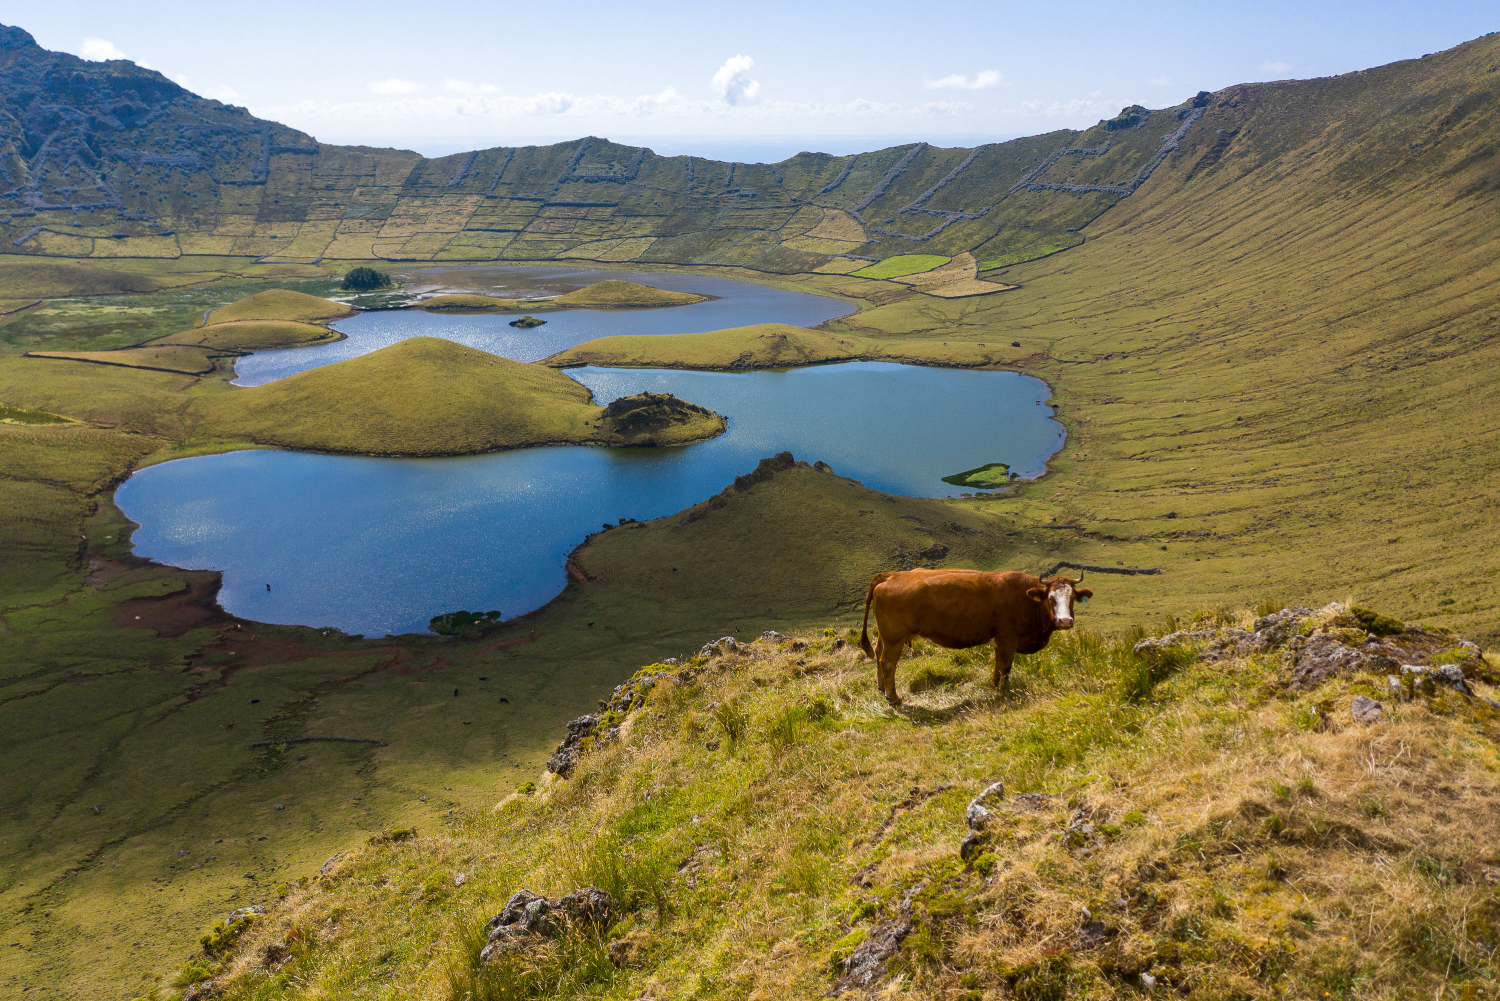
[[3, 1, 1495, 158]]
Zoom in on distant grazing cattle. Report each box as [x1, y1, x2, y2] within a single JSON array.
[[858, 569, 1093, 705]]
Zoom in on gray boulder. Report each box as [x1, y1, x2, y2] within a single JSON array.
[[965, 781, 1005, 831], [1350, 696, 1385, 722]]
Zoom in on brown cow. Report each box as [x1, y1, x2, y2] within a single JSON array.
[[858, 569, 1093, 705]]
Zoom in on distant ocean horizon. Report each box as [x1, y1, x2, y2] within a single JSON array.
[[314, 133, 1022, 163]]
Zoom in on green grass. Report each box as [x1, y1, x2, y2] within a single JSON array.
[[417, 294, 524, 311], [207, 289, 352, 325], [551, 281, 708, 308], [852, 254, 951, 280], [194, 338, 725, 456], [151, 319, 343, 352], [0, 402, 73, 425], [194, 606, 1500, 1001], [546, 323, 867, 371], [940, 462, 1013, 489]]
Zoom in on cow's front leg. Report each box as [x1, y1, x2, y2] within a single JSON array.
[[992, 642, 1016, 692]]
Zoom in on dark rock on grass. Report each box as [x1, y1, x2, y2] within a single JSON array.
[[480, 887, 617, 962], [600, 392, 716, 437], [965, 781, 1005, 830], [1400, 663, 1475, 698], [959, 831, 987, 862], [829, 918, 913, 995], [1351, 695, 1385, 722], [546, 713, 600, 778], [1289, 634, 1398, 690]]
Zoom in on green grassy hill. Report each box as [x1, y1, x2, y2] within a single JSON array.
[[551, 281, 709, 308], [193, 337, 725, 455], [206, 290, 353, 325]]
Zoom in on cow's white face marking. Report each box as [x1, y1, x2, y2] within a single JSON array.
[[1051, 585, 1075, 629]]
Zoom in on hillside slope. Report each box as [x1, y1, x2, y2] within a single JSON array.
[[13, 25, 1495, 273], [190, 602, 1500, 1001]]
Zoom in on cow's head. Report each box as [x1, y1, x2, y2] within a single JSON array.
[[1026, 575, 1093, 630]]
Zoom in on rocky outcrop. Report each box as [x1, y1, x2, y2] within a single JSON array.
[[598, 393, 722, 440], [1133, 602, 1490, 697], [479, 887, 618, 962]]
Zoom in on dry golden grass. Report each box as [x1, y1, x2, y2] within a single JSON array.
[[806, 207, 869, 244]]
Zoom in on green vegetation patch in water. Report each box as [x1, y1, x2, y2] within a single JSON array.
[[941, 462, 1014, 489], [430, 609, 503, 635], [509, 315, 546, 328]]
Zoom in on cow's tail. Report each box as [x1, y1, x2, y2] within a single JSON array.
[[860, 573, 892, 659]]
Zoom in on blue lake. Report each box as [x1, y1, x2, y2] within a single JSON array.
[[119, 364, 1063, 636], [235, 267, 855, 385]]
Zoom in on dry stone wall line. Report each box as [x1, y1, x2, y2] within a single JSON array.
[[446, 150, 478, 188], [820, 156, 857, 193], [553, 138, 595, 186], [905, 144, 994, 211], [485, 149, 516, 194], [724, 163, 736, 188], [1023, 108, 1204, 196], [851, 144, 927, 219], [243, 736, 387, 749]]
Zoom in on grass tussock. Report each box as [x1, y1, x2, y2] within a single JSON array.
[[198, 607, 1499, 1001]]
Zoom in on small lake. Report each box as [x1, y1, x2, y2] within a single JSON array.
[[235, 267, 855, 385], [119, 364, 1063, 636]]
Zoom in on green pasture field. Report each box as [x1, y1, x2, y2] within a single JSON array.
[[851, 254, 950, 280]]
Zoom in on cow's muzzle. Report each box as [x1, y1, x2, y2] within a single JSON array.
[[1055, 616, 1075, 630]]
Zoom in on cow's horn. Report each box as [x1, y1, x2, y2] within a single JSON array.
[[1074, 570, 1084, 583]]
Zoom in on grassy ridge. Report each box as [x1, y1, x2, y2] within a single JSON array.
[[206, 289, 352, 325], [201, 604, 1499, 1001], [193, 337, 725, 455], [547, 323, 868, 371], [551, 281, 709, 308]]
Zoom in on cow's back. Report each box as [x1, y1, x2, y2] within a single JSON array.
[[873, 569, 1018, 648]]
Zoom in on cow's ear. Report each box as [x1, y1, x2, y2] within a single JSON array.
[[1076, 587, 1094, 600], [1026, 586, 1047, 602]]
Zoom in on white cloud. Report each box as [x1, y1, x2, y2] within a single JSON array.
[[369, 78, 422, 95], [80, 37, 127, 61], [924, 70, 1004, 91], [1259, 60, 1293, 75], [1149, 75, 1172, 87], [712, 55, 761, 106], [921, 101, 975, 116]]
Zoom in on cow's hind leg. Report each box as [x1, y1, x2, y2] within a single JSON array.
[[877, 634, 903, 706]]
